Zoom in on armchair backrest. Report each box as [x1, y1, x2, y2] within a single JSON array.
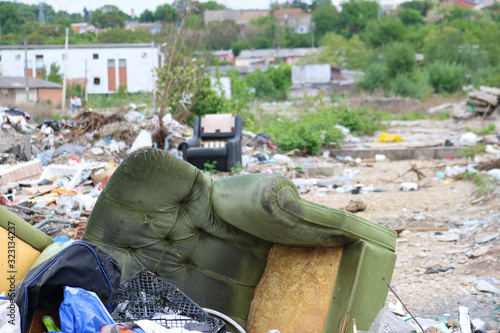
[[199, 114, 237, 137]]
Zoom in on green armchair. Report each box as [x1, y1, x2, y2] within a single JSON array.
[[83, 148, 397, 333]]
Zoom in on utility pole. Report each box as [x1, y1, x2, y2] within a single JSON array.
[[84, 59, 88, 102], [311, 22, 315, 48], [62, 28, 69, 114], [24, 39, 29, 103]]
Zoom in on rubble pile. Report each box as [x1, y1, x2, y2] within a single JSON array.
[[439, 86, 500, 120]]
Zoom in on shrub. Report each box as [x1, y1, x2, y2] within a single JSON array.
[[357, 63, 388, 91], [261, 103, 388, 154], [426, 61, 466, 93], [389, 70, 430, 98]]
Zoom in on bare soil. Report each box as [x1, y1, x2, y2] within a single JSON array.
[[297, 117, 500, 331]]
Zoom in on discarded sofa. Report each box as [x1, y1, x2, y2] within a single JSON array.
[[178, 114, 242, 171], [0, 206, 53, 295], [83, 148, 397, 333]]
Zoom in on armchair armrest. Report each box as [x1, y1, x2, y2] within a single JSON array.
[[212, 173, 397, 251]]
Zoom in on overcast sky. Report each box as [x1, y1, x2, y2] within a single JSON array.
[[16, 0, 274, 16]]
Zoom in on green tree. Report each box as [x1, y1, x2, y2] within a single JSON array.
[[154, 4, 176, 22], [305, 32, 370, 70], [339, 0, 379, 36], [385, 42, 416, 77], [205, 20, 240, 50], [230, 40, 252, 57], [90, 5, 126, 29], [426, 61, 466, 93], [310, 0, 333, 11], [139, 9, 155, 22], [97, 28, 153, 43], [312, 3, 338, 40], [398, 8, 423, 25], [47, 62, 62, 84], [283, 30, 313, 48], [399, 0, 432, 16], [198, 1, 228, 11], [0, 3, 20, 35], [364, 16, 405, 47]]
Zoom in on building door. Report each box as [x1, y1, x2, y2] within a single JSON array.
[[35, 55, 44, 79], [118, 59, 127, 91], [107, 59, 116, 92]]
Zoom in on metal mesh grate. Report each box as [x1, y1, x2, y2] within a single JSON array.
[[106, 270, 225, 333]]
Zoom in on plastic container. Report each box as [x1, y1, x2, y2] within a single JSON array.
[[105, 270, 225, 333]]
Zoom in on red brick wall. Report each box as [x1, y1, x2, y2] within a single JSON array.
[[38, 88, 63, 106]]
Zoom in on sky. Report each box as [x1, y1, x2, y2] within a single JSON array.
[[15, 0, 274, 16]]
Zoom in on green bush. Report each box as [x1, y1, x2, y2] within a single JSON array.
[[426, 61, 466, 93], [390, 70, 430, 98], [357, 63, 388, 91], [261, 103, 388, 154], [385, 42, 417, 78], [471, 66, 500, 88]]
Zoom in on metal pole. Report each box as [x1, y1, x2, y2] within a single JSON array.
[[24, 39, 29, 102], [62, 27, 68, 113], [84, 59, 88, 102]]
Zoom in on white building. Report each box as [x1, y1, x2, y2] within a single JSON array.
[[0, 43, 164, 95]]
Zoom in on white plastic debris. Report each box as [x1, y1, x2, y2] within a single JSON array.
[[459, 132, 478, 146], [400, 182, 418, 191], [129, 130, 152, 153], [272, 154, 291, 164], [444, 165, 466, 178], [488, 169, 500, 181]]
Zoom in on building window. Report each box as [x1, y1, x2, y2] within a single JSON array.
[[107, 59, 115, 68], [94, 77, 100, 85], [119, 59, 126, 67], [93, 53, 99, 59], [15, 55, 21, 60]]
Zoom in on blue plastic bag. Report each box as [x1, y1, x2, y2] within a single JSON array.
[[59, 286, 115, 333]]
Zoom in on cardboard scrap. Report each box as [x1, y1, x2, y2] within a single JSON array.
[[0, 160, 43, 185]]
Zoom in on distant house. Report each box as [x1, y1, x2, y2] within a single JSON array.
[[204, 9, 268, 28], [204, 8, 311, 34], [70, 23, 98, 34], [235, 48, 317, 67], [0, 77, 63, 105], [125, 21, 163, 34], [290, 64, 362, 98], [274, 8, 312, 34], [440, 0, 477, 7], [0, 43, 164, 95], [212, 50, 235, 65]]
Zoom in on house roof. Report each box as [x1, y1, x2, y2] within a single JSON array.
[[0, 43, 157, 50], [440, 0, 476, 7], [0, 77, 63, 89], [237, 47, 318, 59], [213, 50, 233, 57]]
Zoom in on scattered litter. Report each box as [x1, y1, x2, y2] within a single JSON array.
[[377, 132, 402, 143], [459, 132, 478, 146], [400, 182, 418, 191]]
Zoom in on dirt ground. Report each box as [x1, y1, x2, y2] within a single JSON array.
[[2, 107, 500, 331], [297, 117, 500, 331]]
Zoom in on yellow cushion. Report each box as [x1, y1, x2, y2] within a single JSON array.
[[247, 245, 343, 333], [0, 226, 41, 295]]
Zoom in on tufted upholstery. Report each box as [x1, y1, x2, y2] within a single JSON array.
[[83, 148, 397, 332]]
